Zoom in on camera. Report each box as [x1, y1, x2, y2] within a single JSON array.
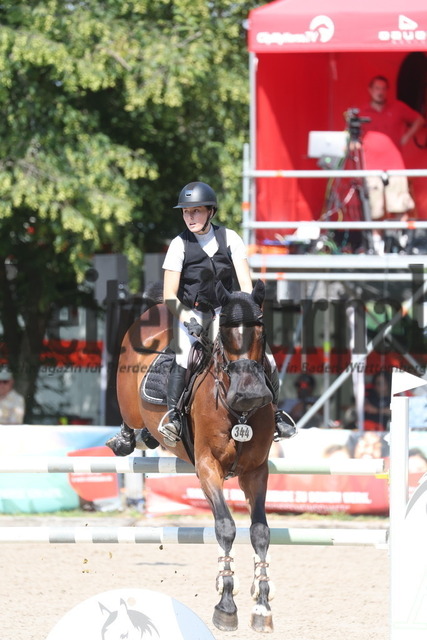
[[345, 108, 371, 143]]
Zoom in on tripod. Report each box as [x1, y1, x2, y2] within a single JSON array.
[[321, 140, 374, 253], [320, 108, 375, 253]]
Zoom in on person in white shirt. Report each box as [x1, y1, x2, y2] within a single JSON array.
[[159, 181, 296, 446], [0, 367, 25, 424]]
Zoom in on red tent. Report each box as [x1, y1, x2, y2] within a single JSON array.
[[247, 0, 427, 242]]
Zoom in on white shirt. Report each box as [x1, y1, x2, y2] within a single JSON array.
[[162, 226, 247, 272], [0, 389, 25, 424]]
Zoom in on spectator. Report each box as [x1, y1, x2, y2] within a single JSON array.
[[0, 367, 25, 424], [364, 370, 392, 431], [280, 373, 321, 428], [357, 75, 425, 252], [408, 447, 427, 474], [346, 431, 389, 460]]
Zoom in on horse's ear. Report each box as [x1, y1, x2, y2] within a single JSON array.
[[216, 281, 232, 307], [251, 279, 265, 307]]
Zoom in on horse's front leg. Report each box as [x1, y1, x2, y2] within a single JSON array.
[[197, 459, 239, 632], [239, 463, 274, 633]]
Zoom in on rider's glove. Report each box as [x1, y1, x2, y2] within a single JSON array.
[[184, 317, 204, 337]]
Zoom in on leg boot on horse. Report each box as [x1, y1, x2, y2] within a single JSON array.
[[106, 425, 159, 456], [269, 368, 298, 440], [158, 361, 186, 447]]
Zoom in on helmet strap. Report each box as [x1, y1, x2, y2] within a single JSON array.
[[200, 207, 214, 233]]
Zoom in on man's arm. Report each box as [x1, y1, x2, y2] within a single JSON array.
[[401, 113, 425, 146]]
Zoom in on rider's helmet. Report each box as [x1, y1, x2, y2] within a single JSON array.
[[173, 182, 218, 211]]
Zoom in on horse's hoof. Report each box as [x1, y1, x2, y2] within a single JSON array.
[[212, 606, 238, 632], [105, 434, 135, 457], [250, 607, 273, 633]]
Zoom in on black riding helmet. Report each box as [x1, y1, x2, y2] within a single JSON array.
[[173, 181, 218, 211]]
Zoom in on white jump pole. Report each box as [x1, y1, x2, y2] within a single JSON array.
[[389, 369, 427, 640], [0, 525, 387, 546], [0, 457, 385, 476]]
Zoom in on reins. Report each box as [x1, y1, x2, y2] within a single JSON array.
[[214, 321, 267, 479]]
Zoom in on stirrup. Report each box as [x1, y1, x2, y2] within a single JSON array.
[[158, 410, 182, 447], [273, 410, 297, 441]]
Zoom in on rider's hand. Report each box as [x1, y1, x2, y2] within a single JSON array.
[[184, 317, 204, 337]]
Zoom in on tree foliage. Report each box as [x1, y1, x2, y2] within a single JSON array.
[[0, 0, 253, 417]]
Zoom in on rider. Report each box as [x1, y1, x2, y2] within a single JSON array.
[[158, 180, 296, 446]]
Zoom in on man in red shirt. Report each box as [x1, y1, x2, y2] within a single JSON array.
[[358, 76, 425, 248], [360, 76, 424, 150]]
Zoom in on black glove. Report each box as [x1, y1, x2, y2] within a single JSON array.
[[184, 317, 204, 337]]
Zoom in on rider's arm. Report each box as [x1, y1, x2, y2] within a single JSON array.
[[163, 269, 194, 325], [226, 229, 253, 294], [233, 257, 253, 294]]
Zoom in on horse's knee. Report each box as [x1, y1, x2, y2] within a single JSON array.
[[215, 517, 236, 554], [250, 521, 270, 559]]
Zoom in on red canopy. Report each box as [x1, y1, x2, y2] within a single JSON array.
[[248, 0, 427, 53], [247, 1, 427, 242]]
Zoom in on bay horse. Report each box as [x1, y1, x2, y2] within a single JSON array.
[[110, 280, 276, 633]]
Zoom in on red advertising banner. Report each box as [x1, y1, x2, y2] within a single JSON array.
[[145, 428, 427, 516], [68, 446, 119, 504]]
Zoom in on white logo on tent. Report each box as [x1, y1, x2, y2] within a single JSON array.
[[256, 14, 335, 46], [378, 14, 426, 43], [309, 16, 335, 43], [398, 15, 418, 31]]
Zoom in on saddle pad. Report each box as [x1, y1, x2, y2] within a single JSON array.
[[141, 349, 174, 405]]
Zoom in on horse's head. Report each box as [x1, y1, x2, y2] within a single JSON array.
[[216, 280, 273, 413], [100, 599, 158, 639]]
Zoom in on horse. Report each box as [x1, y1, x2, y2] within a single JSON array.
[[100, 599, 158, 639], [109, 280, 276, 633]]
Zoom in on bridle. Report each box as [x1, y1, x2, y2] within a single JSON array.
[[212, 317, 267, 421], [186, 305, 268, 479]]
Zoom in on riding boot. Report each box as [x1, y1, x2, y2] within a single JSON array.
[[269, 368, 298, 440], [158, 362, 187, 446]]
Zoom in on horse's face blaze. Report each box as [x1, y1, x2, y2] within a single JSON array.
[[226, 359, 272, 412]]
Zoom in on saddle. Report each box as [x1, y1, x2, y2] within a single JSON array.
[[140, 342, 209, 464]]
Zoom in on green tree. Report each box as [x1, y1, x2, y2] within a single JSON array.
[[0, 1, 252, 419]]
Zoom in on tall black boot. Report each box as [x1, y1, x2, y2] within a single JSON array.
[[158, 362, 187, 446], [269, 368, 297, 440]]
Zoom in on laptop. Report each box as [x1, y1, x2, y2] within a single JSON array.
[[308, 131, 348, 159]]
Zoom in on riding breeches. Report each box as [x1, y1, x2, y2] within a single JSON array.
[[173, 307, 277, 373]]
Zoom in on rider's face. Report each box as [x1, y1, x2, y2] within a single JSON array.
[[182, 206, 211, 234]]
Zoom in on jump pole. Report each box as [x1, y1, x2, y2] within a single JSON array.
[[389, 369, 427, 640], [0, 525, 387, 546], [0, 456, 386, 476]]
